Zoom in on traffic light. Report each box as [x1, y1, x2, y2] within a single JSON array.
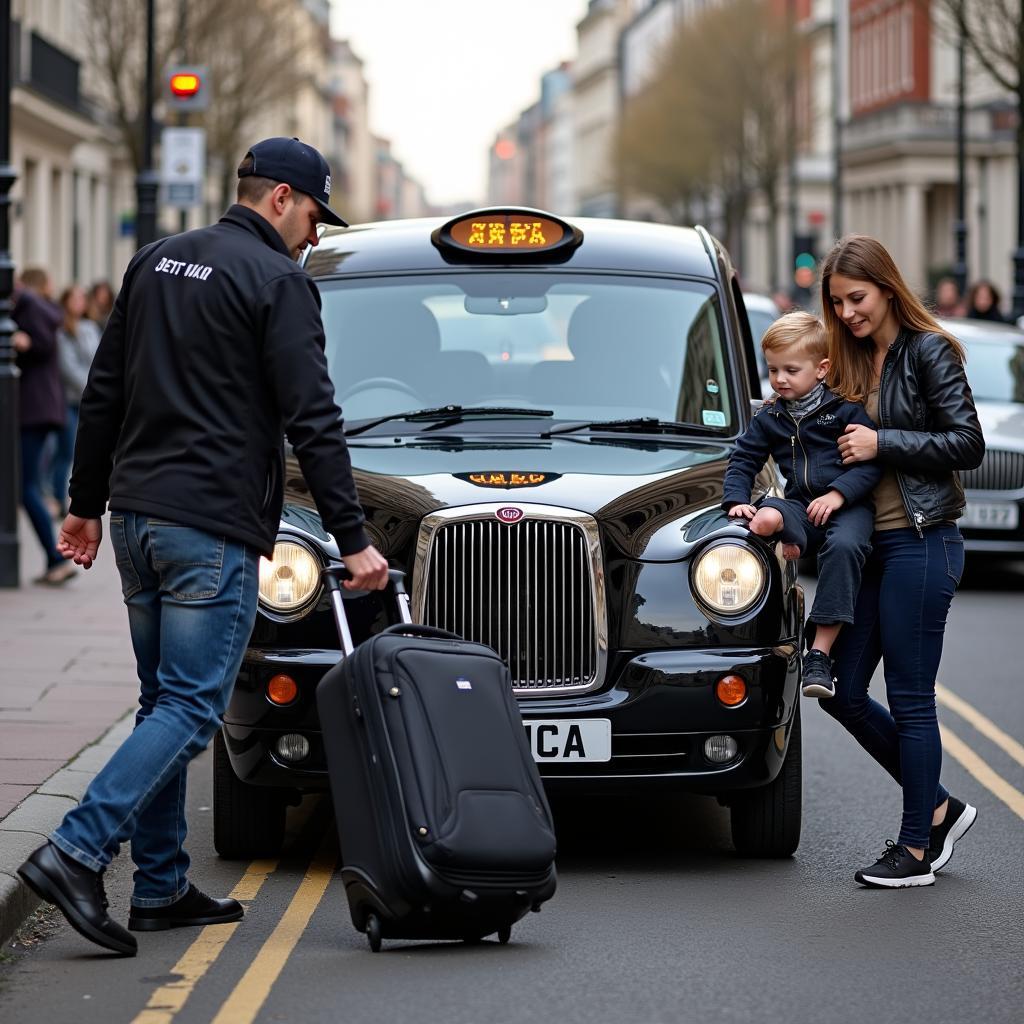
[[167, 65, 210, 112], [794, 252, 815, 290], [792, 233, 818, 291]]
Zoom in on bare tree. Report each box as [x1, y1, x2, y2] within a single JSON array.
[[929, 0, 1024, 310], [616, 0, 796, 276], [84, 0, 312, 209]]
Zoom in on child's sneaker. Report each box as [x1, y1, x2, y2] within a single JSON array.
[[854, 841, 935, 888], [801, 649, 835, 698], [928, 796, 977, 873]]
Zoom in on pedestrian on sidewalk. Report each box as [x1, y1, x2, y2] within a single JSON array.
[[820, 235, 983, 889], [86, 279, 116, 330], [12, 267, 75, 586], [965, 279, 1007, 323], [51, 285, 103, 517], [18, 137, 389, 957]]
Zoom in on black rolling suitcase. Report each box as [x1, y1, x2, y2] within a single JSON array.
[[316, 567, 557, 952]]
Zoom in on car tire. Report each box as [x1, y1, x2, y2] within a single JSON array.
[[213, 730, 287, 859], [729, 704, 802, 858]]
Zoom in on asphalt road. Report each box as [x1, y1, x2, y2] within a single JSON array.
[[2, 560, 1023, 1024]]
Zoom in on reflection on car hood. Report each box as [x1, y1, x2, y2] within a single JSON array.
[[975, 400, 1024, 451], [283, 435, 741, 560]]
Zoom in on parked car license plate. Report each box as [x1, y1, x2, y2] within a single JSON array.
[[961, 501, 1019, 530], [523, 718, 612, 762]]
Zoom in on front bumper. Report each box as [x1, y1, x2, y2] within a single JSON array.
[[222, 642, 801, 794]]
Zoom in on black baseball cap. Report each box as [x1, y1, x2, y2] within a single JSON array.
[[239, 137, 348, 227]]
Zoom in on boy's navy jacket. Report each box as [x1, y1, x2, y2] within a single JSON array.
[[722, 387, 883, 510]]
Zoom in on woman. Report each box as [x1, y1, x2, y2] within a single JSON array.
[[52, 285, 102, 515], [12, 268, 76, 585], [820, 235, 984, 888], [965, 279, 1006, 322]]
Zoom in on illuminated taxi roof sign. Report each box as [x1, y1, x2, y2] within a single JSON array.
[[455, 471, 560, 489], [433, 208, 582, 263]]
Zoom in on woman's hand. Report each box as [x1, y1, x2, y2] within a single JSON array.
[[838, 423, 878, 464]]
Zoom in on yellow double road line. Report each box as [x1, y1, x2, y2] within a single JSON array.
[[131, 837, 337, 1024], [131, 860, 279, 1024], [210, 836, 337, 1024], [937, 682, 1024, 823]]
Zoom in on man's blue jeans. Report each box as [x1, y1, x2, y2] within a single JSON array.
[[52, 512, 259, 906], [821, 524, 964, 848]]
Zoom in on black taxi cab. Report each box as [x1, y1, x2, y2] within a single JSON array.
[[214, 208, 805, 860]]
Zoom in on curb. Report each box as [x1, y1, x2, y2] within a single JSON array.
[[0, 712, 134, 946]]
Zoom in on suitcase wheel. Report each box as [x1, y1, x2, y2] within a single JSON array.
[[497, 923, 512, 945], [365, 913, 382, 953]]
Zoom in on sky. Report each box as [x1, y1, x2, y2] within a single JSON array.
[[330, 0, 590, 206]]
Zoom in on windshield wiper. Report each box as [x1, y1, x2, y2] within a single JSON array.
[[345, 405, 554, 438], [541, 416, 724, 438]]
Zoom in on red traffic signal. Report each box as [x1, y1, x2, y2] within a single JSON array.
[[166, 65, 209, 111], [169, 72, 201, 98]]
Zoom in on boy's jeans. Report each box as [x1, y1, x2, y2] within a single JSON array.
[[52, 511, 259, 906]]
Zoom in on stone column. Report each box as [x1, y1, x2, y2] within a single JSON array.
[[902, 182, 926, 293]]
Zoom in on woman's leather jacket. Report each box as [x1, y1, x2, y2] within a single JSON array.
[[876, 330, 985, 533]]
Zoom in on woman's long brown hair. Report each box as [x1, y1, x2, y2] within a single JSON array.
[[820, 234, 966, 403]]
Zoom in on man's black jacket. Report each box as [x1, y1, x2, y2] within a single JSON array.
[[69, 205, 368, 557], [722, 387, 882, 511]]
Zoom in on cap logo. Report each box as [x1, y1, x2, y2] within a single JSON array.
[[324, 174, 331, 197], [495, 507, 524, 524]]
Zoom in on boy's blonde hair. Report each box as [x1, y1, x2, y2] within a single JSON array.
[[760, 310, 828, 362]]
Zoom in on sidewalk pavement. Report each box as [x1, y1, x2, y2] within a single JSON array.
[[0, 513, 139, 944]]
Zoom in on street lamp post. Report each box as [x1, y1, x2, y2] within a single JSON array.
[[1014, 75, 1024, 321], [135, 0, 159, 249], [953, 24, 968, 298], [787, 0, 799, 293], [0, 0, 21, 588], [832, 6, 844, 239]]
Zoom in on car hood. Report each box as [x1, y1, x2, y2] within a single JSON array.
[[284, 434, 743, 560], [975, 400, 1024, 451]]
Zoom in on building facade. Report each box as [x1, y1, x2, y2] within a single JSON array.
[[8, 0, 133, 290]]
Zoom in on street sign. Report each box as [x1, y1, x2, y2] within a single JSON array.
[[161, 127, 205, 209]]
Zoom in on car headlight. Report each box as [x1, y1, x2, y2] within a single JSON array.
[[691, 542, 766, 616], [259, 540, 321, 616]]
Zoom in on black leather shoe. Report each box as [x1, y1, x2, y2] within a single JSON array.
[[17, 842, 137, 956], [128, 883, 244, 931]]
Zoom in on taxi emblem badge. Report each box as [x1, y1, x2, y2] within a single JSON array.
[[495, 507, 524, 524]]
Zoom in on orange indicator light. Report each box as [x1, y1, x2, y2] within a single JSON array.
[[267, 674, 298, 706], [716, 674, 748, 707]]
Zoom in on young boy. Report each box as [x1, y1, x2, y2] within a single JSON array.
[[722, 311, 882, 698]]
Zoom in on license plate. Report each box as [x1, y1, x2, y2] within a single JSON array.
[[961, 501, 1019, 530], [523, 718, 611, 763]]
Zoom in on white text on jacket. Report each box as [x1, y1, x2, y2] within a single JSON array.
[[154, 257, 214, 281]]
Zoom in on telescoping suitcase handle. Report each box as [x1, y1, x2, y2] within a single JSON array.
[[321, 566, 413, 657]]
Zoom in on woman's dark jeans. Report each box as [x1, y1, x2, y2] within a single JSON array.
[[20, 426, 62, 569], [820, 524, 964, 848], [50, 403, 79, 513]]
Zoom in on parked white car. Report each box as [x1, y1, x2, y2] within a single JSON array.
[[939, 317, 1024, 556]]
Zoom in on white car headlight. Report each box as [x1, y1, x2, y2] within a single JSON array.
[[259, 540, 321, 615], [691, 542, 766, 616]]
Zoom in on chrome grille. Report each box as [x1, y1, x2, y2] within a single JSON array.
[[960, 449, 1024, 492], [415, 507, 604, 695]]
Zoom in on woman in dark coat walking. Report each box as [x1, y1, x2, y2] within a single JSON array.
[[12, 268, 75, 585]]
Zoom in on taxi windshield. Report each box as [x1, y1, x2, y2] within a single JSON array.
[[318, 274, 734, 432]]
